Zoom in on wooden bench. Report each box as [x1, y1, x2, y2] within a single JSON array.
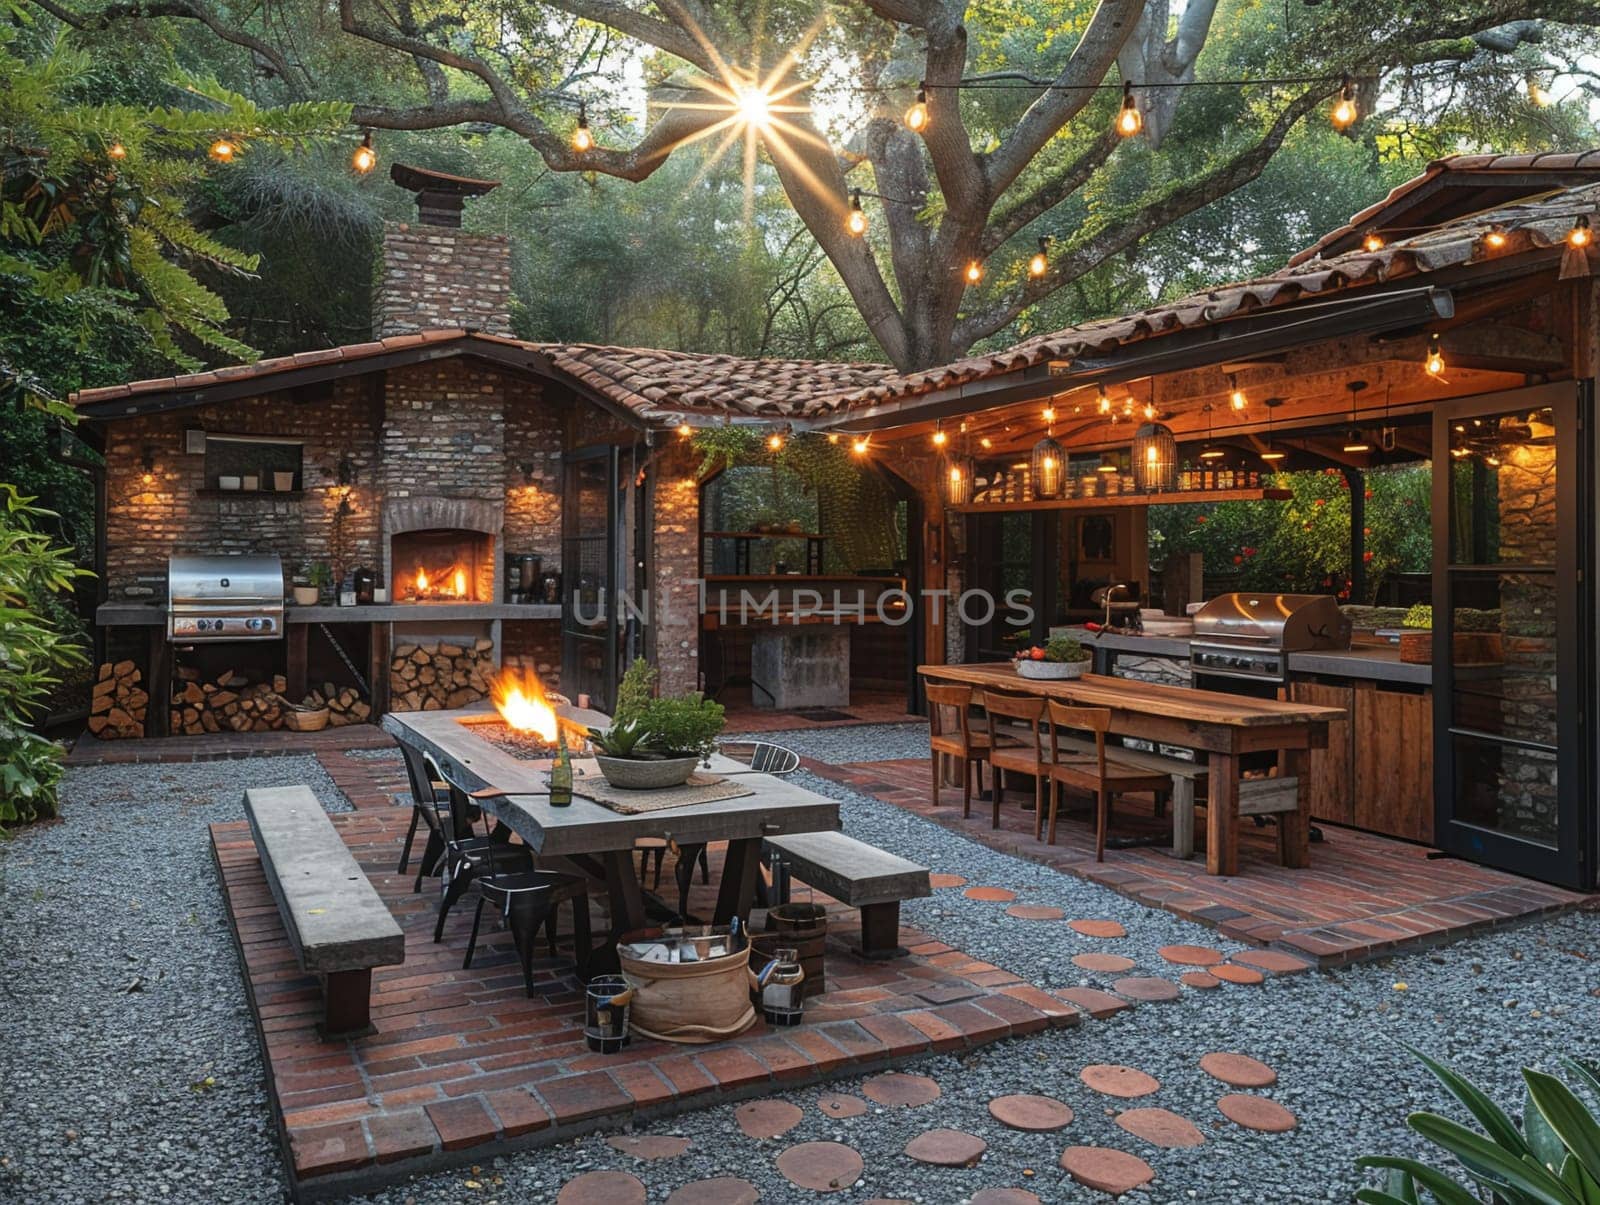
[[244, 786, 405, 1038], [765, 831, 930, 960]]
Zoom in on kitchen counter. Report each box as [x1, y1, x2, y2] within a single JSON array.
[[1059, 625, 1432, 686], [97, 601, 563, 626]]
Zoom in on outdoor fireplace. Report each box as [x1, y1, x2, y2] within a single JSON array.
[[391, 528, 493, 603]]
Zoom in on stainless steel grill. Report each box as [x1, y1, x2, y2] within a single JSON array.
[[1189, 592, 1349, 682], [167, 554, 284, 642]]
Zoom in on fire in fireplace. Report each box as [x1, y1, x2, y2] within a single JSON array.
[[390, 528, 493, 603]]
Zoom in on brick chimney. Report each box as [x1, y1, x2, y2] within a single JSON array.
[[373, 162, 512, 338]]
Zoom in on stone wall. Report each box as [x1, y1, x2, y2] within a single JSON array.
[[650, 441, 702, 695], [503, 404, 564, 570], [372, 222, 511, 337], [502, 619, 563, 693]]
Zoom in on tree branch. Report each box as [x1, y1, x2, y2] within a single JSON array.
[[980, 125, 1120, 254]]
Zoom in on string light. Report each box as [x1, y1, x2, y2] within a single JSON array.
[[351, 130, 376, 174], [1361, 231, 1384, 252], [766, 431, 785, 452], [851, 436, 870, 455], [846, 190, 868, 236], [1042, 406, 1055, 423], [1484, 226, 1508, 249], [1330, 74, 1358, 129], [1116, 81, 1143, 137], [1143, 399, 1158, 421], [1425, 333, 1445, 376], [1228, 374, 1247, 411], [979, 436, 993, 449], [1097, 386, 1112, 416], [208, 137, 237, 162], [571, 102, 594, 153], [905, 83, 928, 132], [1028, 237, 1050, 278], [827, 432, 840, 443], [964, 260, 984, 285], [1568, 215, 1592, 248], [108, 141, 127, 160], [932, 421, 948, 447], [677, 422, 693, 438]]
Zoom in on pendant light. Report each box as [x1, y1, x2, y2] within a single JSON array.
[[846, 190, 868, 236], [1132, 421, 1177, 493], [1115, 81, 1143, 137], [905, 82, 929, 132], [945, 454, 975, 507], [1330, 73, 1358, 129], [1198, 403, 1225, 461], [571, 102, 594, 152], [1260, 397, 1285, 464], [1031, 407, 1065, 499], [351, 130, 377, 174], [1341, 380, 1371, 454]]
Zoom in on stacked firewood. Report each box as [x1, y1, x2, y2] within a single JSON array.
[[88, 660, 147, 739], [390, 638, 494, 711], [169, 669, 286, 734], [302, 682, 373, 727]]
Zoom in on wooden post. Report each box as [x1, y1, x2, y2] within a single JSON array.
[[1277, 748, 1312, 868], [1205, 751, 1240, 876], [146, 627, 171, 737]]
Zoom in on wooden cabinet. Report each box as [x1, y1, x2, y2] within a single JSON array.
[[1288, 678, 1433, 843]]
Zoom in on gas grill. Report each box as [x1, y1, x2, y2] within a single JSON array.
[[1188, 592, 1349, 683], [167, 554, 285, 642]]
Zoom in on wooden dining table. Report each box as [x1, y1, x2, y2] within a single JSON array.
[[917, 664, 1344, 876], [382, 707, 840, 967]]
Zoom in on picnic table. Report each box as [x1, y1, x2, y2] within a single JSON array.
[[917, 664, 1342, 876], [382, 708, 840, 965]]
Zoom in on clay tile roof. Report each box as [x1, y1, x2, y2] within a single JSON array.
[[817, 177, 1600, 414]]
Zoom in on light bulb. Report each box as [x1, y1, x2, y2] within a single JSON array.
[[1229, 387, 1247, 411], [1144, 401, 1158, 420], [846, 193, 867, 237], [1116, 83, 1142, 137], [905, 85, 928, 132], [827, 432, 840, 444], [1097, 389, 1111, 415], [1485, 227, 1507, 249], [108, 141, 127, 160], [964, 260, 984, 285], [571, 123, 593, 153], [766, 432, 784, 452], [1261, 448, 1285, 463], [1362, 231, 1384, 252], [209, 137, 237, 162], [1425, 333, 1445, 376], [351, 132, 376, 174], [677, 423, 693, 438], [1028, 237, 1050, 278], [1568, 215, 1591, 248], [979, 437, 992, 449], [949, 465, 963, 483], [932, 428, 947, 447], [1042, 407, 1055, 423], [851, 437, 869, 455], [1331, 76, 1358, 130]]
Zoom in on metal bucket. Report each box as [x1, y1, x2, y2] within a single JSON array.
[[583, 975, 633, 1054]]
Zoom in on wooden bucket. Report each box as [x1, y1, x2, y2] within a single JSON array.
[[619, 937, 757, 1044], [760, 903, 827, 999]]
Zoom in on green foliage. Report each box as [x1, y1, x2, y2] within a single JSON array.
[[1041, 633, 1089, 664], [0, 486, 90, 829], [1356, 1048, 1600, 1205], [636, 693, 726, 762], [1403, 604, 1433, 629], [1149, 465, 1431, 605], [612, 657, 659, 727], [586, 717, 651, 758]]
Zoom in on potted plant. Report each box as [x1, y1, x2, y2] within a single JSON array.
[[1398, 603, 1504, 665], [305, 561, 332, 605], [1013, 633, 1092, 680], [588, 661, 727, 789], [291, 563, 321, 607]]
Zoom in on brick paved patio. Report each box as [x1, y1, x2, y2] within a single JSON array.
[[211, 806, 1086, 1197], [807, 757, 1596, 966]]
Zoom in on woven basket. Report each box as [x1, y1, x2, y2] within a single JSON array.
[[282, 706, 329, 732], [619, 937, 757, 1044]]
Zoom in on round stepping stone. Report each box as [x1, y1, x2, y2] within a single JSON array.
[[1069, 919, 1127, 938], [818, 1093, 868, 1118], [929, 872, 967, 888], [666, 1178, 758, 1205], [1213, 963, 1265, 985], [862, 1071, 941, 1108], [1005, 904, 1064, 920], [964, 886, 1017, 903], [904, 1128, 987, 1166], [988, 1093, 1074, 1131], [1073, 952, 1136, 973], [1080, 1064, 1160, 1099], [558, 1171, 646, 1205], [737, 1098, 804, 1139], [1060, 1146, 1155, 1195], [776, 1141, 864, 1192], [1180, 971, 1221, 990], [1158, 944, 1224, 966], [1115, 1107, 1206, 1148], [1112, 976, 1180, 1002], [1200, 1052, 1277, 1088], [606, 1134, 691, 1160], [1218, 1093, 1298, 1133], [971, 1191, 1042, 1205]]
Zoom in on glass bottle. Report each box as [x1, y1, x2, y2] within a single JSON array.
[[549, 732, 573, 807]]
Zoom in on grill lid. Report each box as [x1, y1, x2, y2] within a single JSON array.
[[168, 554, 284, 604], [1190, 592, 1349, 651]]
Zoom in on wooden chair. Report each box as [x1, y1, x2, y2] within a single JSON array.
[[980, 691, 1048, 830], [1045, 699, 1173, 859], [927, 683, 989, 818]]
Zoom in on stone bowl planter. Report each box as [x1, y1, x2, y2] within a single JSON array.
[[595, 754, 699, 790], [1015, 658, 1088, 680]]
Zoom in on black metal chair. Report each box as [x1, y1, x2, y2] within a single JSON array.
[[679, 740, 803, 914], [461, 813, 593, 993], [396, 742, 450, 883]]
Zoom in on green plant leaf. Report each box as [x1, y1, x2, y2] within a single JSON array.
[[1530, 1080, 1574, 1175], [1383, 1167, 1421, 1205], [1409, 1043, 1533, 1159], [1527, 1069, 1600, 1180], [1406, 1113, 1575, 1205], [1355, 1156, 1481, 1205], [1559, 1153, 1600, 1205], [1354, 1191, 1418, 1205]]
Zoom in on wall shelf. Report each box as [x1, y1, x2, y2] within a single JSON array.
[[949, 487, 1291, 514], [195, 489, 304, 499]]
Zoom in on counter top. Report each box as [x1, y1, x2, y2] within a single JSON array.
[[1057, 625, 1432, 686], [97, 601, 563, 626]]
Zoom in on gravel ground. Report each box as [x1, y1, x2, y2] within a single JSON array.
[[0, 757, 348, 1204], [2, 733, 1594, 1205]]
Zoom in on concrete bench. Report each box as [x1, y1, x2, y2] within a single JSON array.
[[765, 831, 930, 960], [244, 786, 405, 1038]]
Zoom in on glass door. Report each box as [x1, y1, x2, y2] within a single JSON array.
[[561, 446, 621, 712], [1432, 382, 1589, 887]]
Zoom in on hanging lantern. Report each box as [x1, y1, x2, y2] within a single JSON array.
[[944, 455, 975, 507], [1031, 435, 1065, 499], [1131, 422, 1177, 493]]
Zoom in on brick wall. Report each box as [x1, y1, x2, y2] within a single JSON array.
[[503, 403, 564, 570], [501, 619, 562, 692], [649, 442, 702, 695], [372, 222, 511, 337]]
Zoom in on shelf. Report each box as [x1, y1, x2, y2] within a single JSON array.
[[702, 530, 825, 541], [949, 487, 1290, 514], [195, 488, 303, 499]]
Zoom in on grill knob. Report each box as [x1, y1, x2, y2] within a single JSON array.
[[220, 577, 230, 588]]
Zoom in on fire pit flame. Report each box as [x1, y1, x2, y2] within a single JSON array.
[[492, 668, 559, 743]]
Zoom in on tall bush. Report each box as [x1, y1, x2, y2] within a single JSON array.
[[0, 485, 89, 829]]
